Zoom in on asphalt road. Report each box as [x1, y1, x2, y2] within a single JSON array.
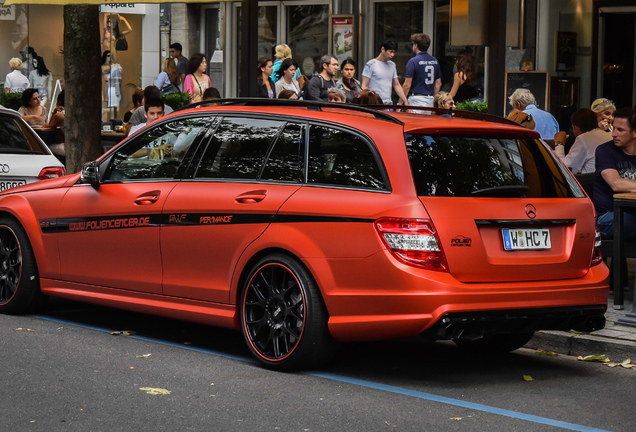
[[1, 299, 634, 432]]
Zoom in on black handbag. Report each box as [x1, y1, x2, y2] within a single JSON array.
[[115, 36, 128, 51], [160, 83, 179, 96]]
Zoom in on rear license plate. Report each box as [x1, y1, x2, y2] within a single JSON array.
[[502, 228, 551, 250], [0, 180, 26, 191]]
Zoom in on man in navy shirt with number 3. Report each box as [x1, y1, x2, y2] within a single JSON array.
[[402, 33, 441, 108]]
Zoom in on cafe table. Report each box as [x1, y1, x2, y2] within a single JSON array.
[[613, 193, 636, 325], [101, 130, 127, 153]]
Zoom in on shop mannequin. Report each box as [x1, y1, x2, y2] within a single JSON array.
[[29, 56, 52, 107], [101, 50, 122, 120], [108, 62, 123, 109], [102, 13, 132, 51]]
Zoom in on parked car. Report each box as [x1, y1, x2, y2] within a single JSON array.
[[0, 107, 65, 191], [0, 100, 608, 370]]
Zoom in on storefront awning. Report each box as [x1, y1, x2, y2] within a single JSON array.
[[4, 0, 222, 4]]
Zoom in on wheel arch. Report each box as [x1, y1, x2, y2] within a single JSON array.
[[233, 247, 312, 307], [0, 196, 58, 278]]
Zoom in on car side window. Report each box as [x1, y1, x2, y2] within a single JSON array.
[[195, 117, 285, 180], [307, 125, 386, 190], [260, 122, 304, 182], [103, 117, 208, 181]]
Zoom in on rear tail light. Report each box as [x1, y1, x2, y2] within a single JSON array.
[[591, 227, 603, 267], [38, 167, 66, 180], [374, 218, 448, 271]]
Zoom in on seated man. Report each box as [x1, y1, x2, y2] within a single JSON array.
[[508, 88, 559, 139], [128, 98, 165, 136], [593, 107, 636, 239]]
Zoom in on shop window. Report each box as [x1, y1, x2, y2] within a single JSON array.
[[259, 6, 278, 58], [287, 5, 329, 77], [373, 2, 423, 76]]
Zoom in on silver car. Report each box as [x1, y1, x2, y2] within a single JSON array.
[[0, 108, 65, 191]]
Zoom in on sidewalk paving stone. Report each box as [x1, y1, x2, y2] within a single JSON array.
[[528, 293, 636, 361]]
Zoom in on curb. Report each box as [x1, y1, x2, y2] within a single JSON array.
[[528, 330, 636, 360]]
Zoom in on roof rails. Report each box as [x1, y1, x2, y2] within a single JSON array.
[[175, 98, 405, 125], [175, 98, 522, 129]]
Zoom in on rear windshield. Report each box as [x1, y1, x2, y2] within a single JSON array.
[[405, 134, 583, 198], [0, 115, 48, 154]]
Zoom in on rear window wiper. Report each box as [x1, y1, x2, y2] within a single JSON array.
[[471, 185, 528, 197]]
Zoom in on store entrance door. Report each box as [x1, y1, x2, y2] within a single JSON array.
[[597, 6, 636, 107]]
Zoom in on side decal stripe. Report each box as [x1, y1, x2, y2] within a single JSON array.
[[40, 213, 373, 233]]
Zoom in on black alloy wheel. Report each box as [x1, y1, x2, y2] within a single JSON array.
[[0, 218, 43, 314], [240, 253, 337, 371]]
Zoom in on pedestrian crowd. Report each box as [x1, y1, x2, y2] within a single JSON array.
[[252, 34, 479, 109]]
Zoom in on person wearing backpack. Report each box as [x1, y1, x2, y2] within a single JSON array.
[[304, 54, 338, 101]]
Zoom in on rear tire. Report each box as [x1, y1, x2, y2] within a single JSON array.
[[453, 332, 535, 353], [0, 217, 44, 314], [240, 253, 338, 371]]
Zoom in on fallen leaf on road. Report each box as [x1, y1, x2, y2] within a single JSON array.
[[606, 359, 635, 369], [136, 354, 152, 359], [15, 328, 34, 332], [140, 387, 171, 395], [534, 349, 558, 356], [577, 355, 610, 363], [109, 330, 136, 336], [523, 375, 534, 381], [449, 417, 463, 421]]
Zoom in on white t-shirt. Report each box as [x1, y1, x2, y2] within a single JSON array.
[[362, 59, 398, 104], [4, 69, 30, 93], [554, 128, 611, 174]]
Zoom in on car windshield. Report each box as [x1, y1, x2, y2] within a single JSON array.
[[0, 115, 48, 154], [405, 134, 583, 198]]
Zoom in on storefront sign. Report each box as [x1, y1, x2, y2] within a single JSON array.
[[0, 5, 15, 20], [101, 4, 149, 15]]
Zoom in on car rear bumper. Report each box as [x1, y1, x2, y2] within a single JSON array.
[[313, 255, 609, 342], [421, 305, 606, 341]]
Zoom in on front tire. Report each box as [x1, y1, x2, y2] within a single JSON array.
[[240, 254, 337, 371], [0, 217, 44, 314]]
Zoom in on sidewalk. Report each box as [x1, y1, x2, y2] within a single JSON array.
[[528, 292, 636, 360]]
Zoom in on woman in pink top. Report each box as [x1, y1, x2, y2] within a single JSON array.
[[183, 53, 211, 103]]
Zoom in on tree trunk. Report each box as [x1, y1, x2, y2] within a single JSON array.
[[64, 5, 102, 174]]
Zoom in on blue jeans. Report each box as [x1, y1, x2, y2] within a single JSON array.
[[597, 211, 636, 240]]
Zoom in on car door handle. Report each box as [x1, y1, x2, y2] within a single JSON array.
[[235, 190, 267, 203], [134, 191, 161, 205]]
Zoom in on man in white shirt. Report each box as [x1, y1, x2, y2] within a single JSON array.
[[554, 108, 611, 174], [361, 39, 408, 106]]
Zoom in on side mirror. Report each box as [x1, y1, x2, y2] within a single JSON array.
[[81, 161, 100, 188]]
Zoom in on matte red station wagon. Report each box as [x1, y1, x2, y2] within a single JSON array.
[[0, 100, 609, 370]]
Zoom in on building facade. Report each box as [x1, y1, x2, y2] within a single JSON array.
[[0, 0, 634, 128]]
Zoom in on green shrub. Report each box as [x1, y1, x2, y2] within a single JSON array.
[[1, 92, 23, 111], [161, 92, 191, 110], [456, 100, 488, 113]]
